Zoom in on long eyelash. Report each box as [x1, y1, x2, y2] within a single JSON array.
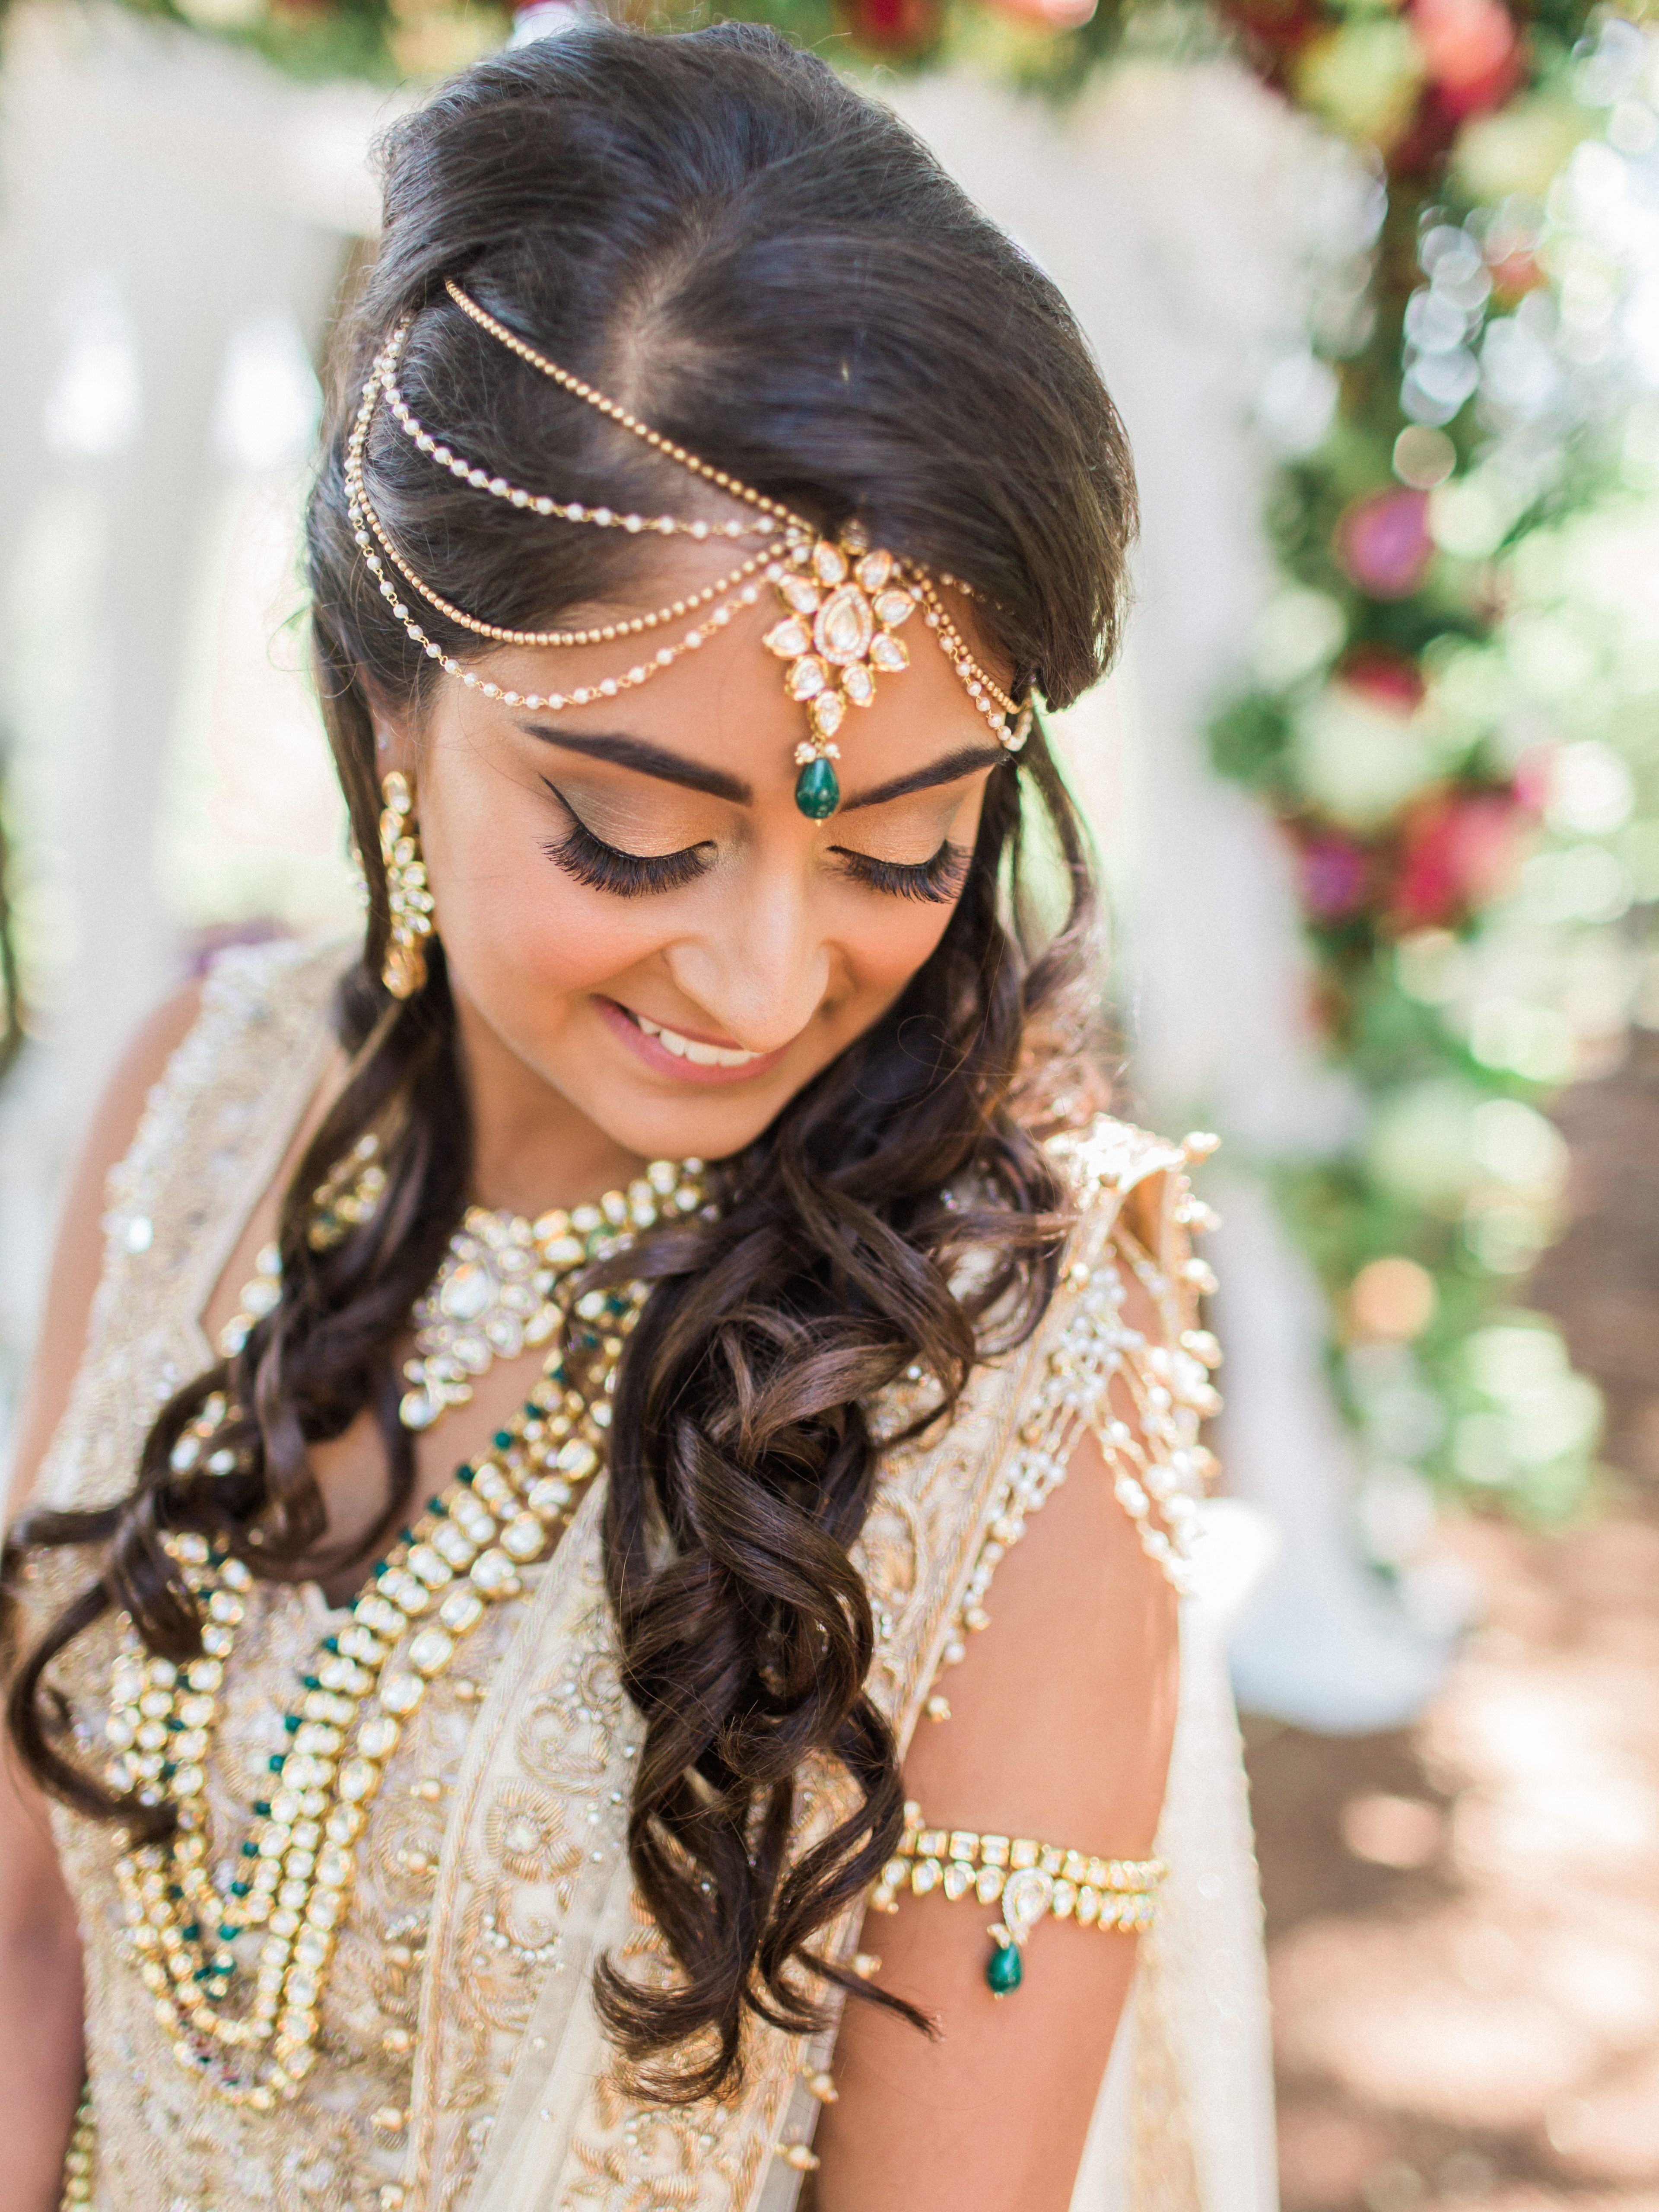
[[541, 815, 711, 899], [835, 841, 972, 905]]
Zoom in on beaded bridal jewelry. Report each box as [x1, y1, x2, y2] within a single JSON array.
[[345, 280, 1034, 821], [105, 1158, 706, 2112], [398, 1159, 706, 1430], [205, 1154, 705, 1438], [871, 1802, 1163, 1997], [378, 771, 434, 998]]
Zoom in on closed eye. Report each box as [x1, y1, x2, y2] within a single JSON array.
[[830, 840, 972, 904], [540, 785, 712, 899]]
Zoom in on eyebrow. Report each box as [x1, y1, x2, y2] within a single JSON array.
[[519, 723, 753, 804], [518, 722, 1005, 813], [839, 745, 1007, 811]]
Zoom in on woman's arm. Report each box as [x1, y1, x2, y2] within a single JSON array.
[[0, 985, 200, 2212], [811, 1287, 1181, 2212]]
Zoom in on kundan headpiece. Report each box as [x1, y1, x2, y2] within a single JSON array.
[[345, 279, 1034, 819]]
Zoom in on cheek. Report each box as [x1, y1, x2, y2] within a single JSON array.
[[840, 896, 961, 1002], [422, 795, 665, 1001]]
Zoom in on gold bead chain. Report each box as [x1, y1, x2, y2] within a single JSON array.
[[378, 345, 772, 540], [443, 278, 815, 537], [350, 346, 795, 647], [347, 356, 810, 718], [908, 572, 1032, 748]]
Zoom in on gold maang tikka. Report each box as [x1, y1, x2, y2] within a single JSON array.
[[345, 279, 1034, 821]]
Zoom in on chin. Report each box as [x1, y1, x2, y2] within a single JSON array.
[[585, 1083, 788, 1167]]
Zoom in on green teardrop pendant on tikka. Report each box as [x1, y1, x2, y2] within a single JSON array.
[[985, 1929, 1023, 1996], [794, 754, 841, 819]]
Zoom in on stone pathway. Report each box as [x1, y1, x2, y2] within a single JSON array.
[[1249, 1514, 1659, 2211]]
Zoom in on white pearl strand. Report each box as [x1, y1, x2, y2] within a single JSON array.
[[378, 344, 772, 541], [347, 357, 811, 716]]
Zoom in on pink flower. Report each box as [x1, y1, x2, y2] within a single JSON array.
[[1338, 644, 1427, 714], [1335, 489, 1434, 601], [1390, 789, 1525, 927], [1299, 832, 1372, 919], [1508, 745, 1553, 816], [1409, 0, 1520, 116]]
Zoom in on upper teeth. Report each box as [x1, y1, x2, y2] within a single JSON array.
[[636, 1015, 760, 1068]]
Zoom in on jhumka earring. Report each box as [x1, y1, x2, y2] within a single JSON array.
[[379, 770, 434, 998], [344, 281, 1036, 822]]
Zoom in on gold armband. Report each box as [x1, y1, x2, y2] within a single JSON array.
[[870, 1801, 1163, 1996]]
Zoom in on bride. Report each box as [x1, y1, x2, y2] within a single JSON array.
[[0, 24, 1268, 2211]]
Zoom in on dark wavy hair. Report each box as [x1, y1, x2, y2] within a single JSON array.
[[4, 23, 1136, 2100]]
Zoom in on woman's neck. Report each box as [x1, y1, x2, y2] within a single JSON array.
[[452, 987, 648, 1218]]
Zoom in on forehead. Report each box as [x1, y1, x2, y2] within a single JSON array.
[[444, 529, 1014, 804]]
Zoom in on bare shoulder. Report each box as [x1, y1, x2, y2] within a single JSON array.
[[4, 981, 205, 1518], [809, 1122, 1223, 2212]]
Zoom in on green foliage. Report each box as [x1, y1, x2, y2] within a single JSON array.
[[1201, 5, 1654, 1529]]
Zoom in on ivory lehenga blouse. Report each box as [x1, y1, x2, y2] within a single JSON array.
[[25, 940, 1276, 2212]]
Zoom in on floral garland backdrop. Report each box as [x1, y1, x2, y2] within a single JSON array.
[[3, 0, 1653, 1535], [1208, 0, 1659, 1535]]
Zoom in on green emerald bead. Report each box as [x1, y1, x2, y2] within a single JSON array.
[[181, 1923, 200, 1942], [429, 1497, 449, 1516], [493, 1430, 513, 1451], [251, 1801, 270, 1818], [239, 1842, 259, 1858], [217, 1924, 237, 1943], [283, 1714, 301, 1734], [268, 1754, 286, 1773], [230, 1881, 250, 1897], [457, 1465, 476, 1485], [301, 1675, 321, 1692], [794, 756, 840, 819], [985, 1939, 1023, 1996]]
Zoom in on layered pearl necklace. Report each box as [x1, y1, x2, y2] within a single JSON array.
[[104, 1157, 705, 2112]]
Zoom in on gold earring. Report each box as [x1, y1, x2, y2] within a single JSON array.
[[379, 770, 433, 998]]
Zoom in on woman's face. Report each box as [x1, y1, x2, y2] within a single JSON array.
[[383, 536, 1012, 1171]]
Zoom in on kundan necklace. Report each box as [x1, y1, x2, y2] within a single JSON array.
[[397, 1176, 692, 1430], [105, 1156, 705, 2111], [209, 1157, 706, 1436]]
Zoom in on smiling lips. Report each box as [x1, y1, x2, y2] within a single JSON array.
[[601, 996, 788, 1084], [633, 1014, 761, 1068]]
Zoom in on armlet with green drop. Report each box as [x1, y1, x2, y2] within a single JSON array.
[[869, 1800, 1163, 1997]]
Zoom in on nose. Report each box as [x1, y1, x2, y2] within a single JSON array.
[[664, 866, 832, 1055]]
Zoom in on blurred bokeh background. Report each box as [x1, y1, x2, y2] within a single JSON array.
[[4, 0, 1659, 2201]]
